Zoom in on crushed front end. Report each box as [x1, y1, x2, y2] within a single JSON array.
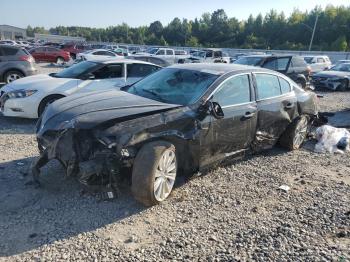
[[32, 125, 128, 197]]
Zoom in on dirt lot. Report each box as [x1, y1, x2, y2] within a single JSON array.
[[0, 64, 349, 261]]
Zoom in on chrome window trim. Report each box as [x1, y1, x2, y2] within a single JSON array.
[[221, 101, 256, 109], [253, 72, 295, 102]]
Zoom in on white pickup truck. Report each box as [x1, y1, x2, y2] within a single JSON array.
[[135, 47, 189, 64]]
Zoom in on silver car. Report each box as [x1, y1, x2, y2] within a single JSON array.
[[0, 45, 37, 84]]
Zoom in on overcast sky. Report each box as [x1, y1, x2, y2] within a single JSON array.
[[2, 0, 349, 28]]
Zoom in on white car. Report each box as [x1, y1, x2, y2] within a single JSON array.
[[0, 59, 161, 118], [76, 49, 121, 61], [303, 56, 332, 73]]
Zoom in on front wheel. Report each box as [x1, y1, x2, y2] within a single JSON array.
[[279, 115, 309, 150], [132, 141, 177, 206], [56, 56, 65, 65]]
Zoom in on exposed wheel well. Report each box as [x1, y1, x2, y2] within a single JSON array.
[[38, 94, 65, 117]]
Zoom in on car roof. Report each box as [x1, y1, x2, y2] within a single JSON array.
[[0, 44, 21, 49], [90, 57, 161, 66], [168, 63, 272, 75]]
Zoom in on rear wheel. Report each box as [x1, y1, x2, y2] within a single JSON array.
[[4, 70, 24, 83], [38, 95, 65, 117], [132, 141, 177, 206], [56, 56, 65, 65], [279, 115, 309, 150]]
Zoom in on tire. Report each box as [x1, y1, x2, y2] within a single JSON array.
[[338, 79, 349, 91], [56, 56, 65, 65], [38, 95, 65, 117], [132, 141, 177, 206], [4, 70, 24, 84], [279, 115, 309, 150]]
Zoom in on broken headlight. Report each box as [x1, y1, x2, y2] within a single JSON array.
[[6, 89, 37, 99]]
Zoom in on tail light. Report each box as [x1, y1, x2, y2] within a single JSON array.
[[19, 55, 35, 63]]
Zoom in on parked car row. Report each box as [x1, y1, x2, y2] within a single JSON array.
[[0, 59, 161, 118]]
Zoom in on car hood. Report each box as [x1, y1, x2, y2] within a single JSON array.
[[313, 71, 350, 78], [2, 74, 77, 92], [39, 89, 181, 133]]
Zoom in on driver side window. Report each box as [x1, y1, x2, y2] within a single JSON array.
[[92, 64, 123, 79], [213, 74, 251, 107]]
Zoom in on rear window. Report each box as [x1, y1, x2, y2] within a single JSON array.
[[279, 77, 291, 94], [255, 74, 281, 99], [0, 46, 19, 56], [263, 57, 290, 71]]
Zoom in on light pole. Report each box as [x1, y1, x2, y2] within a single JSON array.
[[308, 14, 319, 51]]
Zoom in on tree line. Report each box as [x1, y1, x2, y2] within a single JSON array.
[[26, 5, 350, 51]]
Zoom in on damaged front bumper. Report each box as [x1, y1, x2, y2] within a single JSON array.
[[311, 78, 344, 91], [32, 128, 127, 194]]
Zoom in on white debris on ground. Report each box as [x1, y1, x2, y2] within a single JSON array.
[[315, 125, 350, 154]]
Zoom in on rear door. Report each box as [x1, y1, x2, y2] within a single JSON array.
[[253, 72, 298, 150], [33, 47, 46, 62], [45, 47, 57, 62], [201, 73, 257, 164]]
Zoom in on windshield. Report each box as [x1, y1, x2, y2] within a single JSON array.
[[234, 57, 264, 66], [54, 61, 98, 78], [128, 68, 219, 105], [330, 64, 350, 72], [304, 57, 313, 64]]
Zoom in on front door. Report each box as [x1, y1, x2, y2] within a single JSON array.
[[199, 73, 257, 167]]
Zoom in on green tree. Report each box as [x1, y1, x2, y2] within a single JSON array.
[[331, 35, 348, 51]]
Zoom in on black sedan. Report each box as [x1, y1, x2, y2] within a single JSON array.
[[311, 63, 350, 91], [33, 64, 318, 206]]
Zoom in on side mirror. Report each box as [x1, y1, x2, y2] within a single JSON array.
[[209, 101, 224, 119]]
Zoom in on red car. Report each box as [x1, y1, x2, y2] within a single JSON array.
[[29, 47, 71, 64], [61, 43, 91, 59]]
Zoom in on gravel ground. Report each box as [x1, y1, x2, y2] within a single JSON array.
[[0, 65, 349, 261]]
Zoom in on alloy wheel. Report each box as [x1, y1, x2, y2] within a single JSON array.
[[293, 118, 308, 148], [6, 73, 22, 83], [153, 149, 177, 202]]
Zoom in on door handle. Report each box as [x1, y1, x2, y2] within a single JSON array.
[[285, 103, 294, 109], [243, 111, 255, 119]]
